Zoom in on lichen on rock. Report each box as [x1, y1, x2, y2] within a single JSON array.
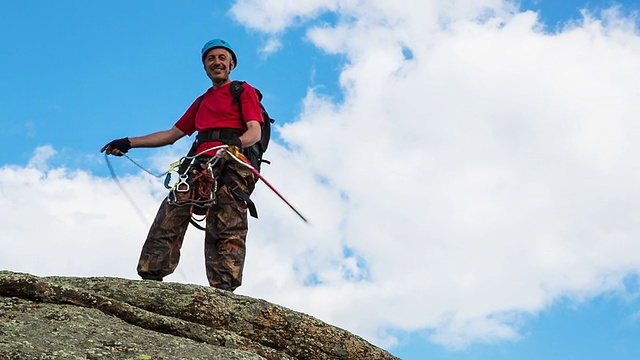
[[0, 271, 399, 360]]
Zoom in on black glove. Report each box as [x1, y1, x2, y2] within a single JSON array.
[[102, 137, 132, 154], [221, 136, 242, 148]]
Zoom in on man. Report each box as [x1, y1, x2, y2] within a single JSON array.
[[101, 38, 263, 291]]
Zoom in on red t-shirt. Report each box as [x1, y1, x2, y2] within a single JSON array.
[[175, 82, 263, 155]]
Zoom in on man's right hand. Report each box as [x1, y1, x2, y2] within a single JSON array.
[[101, 137, 132, 156]]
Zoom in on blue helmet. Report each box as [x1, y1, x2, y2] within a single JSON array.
[[201, 38, 237, 67]]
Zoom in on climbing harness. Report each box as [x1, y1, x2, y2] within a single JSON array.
[[106, 144, 309, 228], [165, 146, 227, 230]]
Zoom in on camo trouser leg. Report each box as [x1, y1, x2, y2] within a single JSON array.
[[137, 198, 191, 280], [204, 160, 255, 291]]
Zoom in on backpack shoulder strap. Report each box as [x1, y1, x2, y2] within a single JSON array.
[[230, 80, 245, 106], [197, 94, 205, 107]]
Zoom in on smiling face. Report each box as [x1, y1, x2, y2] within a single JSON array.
[[203, 47, 235, 87]]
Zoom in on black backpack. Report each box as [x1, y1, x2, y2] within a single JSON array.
[[229, 80, 274, 172]]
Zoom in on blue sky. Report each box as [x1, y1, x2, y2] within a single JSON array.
[[2, 1, 640, 359], [0, 1, 341, 171]]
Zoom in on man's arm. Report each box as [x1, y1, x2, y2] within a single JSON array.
[[101, 126, 186, 156], [239, 120, 261, 148]]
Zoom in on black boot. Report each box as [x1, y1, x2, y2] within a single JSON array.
[[216, 283, 233, 292], [140, 275, 163, 281]]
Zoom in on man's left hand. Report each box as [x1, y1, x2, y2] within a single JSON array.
[[221, 136, 242, 148]]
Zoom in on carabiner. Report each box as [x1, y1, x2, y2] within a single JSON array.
[[163, 172, 173, 189], [175, 174, 190, 192], [163, 159, 185, 189]]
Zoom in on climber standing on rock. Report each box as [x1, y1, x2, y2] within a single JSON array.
[[101, 39, 263, 292]]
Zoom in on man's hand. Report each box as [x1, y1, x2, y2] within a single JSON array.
[[101, 137, 132, 156], [221, 136, 242, 149]]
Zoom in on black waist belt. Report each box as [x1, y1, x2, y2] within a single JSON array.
[[196, 128, 243, 143], [178, 129, 244, 176]]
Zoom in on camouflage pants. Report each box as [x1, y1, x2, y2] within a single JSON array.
[[137, 158, 255, 291]]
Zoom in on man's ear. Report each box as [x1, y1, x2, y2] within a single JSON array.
[[230, 61, 235, 71]]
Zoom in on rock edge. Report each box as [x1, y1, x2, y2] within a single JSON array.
[[0, 271, 399, 360]]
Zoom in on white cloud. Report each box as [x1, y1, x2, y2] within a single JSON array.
[[258, 37, 284, 56], [27, 145, 57, 170], [229, 0, 339, 34], [230, 0, 640, 349]]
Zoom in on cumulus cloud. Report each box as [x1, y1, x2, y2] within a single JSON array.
[[229, 0, 339, 34], [1, 147, 158, 279], [229, 0, 640, 349]]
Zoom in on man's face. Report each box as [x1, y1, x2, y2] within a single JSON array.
[[203, 48, 234, 82]]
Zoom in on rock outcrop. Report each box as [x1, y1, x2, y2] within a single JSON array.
[[0, 271, 399, 360]]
